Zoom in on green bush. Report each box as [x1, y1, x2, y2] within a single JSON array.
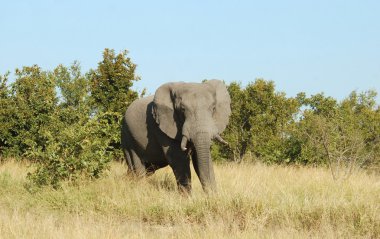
[[87, 48, 140, 156], [0, 66, 58, 157], [0, 72, 11, 156], [26, 112, 119, 189], [216, 79, 299, 163], [288, 91, 379, 174], [214, 80, 379, 172], [88, 48, 140, 115], [0, 49, 140, 188]]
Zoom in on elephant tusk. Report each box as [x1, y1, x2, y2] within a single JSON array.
[[181, 135, 188, 151], [215, 134, 228, 145]]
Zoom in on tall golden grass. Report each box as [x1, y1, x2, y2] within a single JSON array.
[[0, 159, 379, 238]]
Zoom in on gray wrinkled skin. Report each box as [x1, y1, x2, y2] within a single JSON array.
[[121, 80, 231, 193]]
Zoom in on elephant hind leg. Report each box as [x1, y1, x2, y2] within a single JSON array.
[[123, 149, 133, 173], [125, 148, 146, 177]]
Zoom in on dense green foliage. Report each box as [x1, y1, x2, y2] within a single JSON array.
[[0, 49, 139, 187], [214, 81, 379, 174], [0, 49, 379, 187], [216, 80, 300, 164], [88, 49, 139, 115]]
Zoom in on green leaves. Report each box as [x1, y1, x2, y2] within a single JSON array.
[[0, 49, 139, 188], [216, 79, 299, 163], [293, 90, 379, 168], [54, 61, 88, 108], [26, 112, 116, 189], [88, 48, 140, 115], [0, 72, 12, 154], [1, 65, 58, 157], [213, 79, 379, 173]]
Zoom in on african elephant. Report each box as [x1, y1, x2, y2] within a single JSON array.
[[121, 80, 231, 193]]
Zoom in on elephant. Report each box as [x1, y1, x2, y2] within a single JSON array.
[[121, 79, 231, 193]]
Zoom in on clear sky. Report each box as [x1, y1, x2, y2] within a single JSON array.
[[1, 0, 379, 102]]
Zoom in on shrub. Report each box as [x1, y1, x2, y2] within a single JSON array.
[[0, 49, 140, 188], [0, 72, 12, 155], [290, 91, 379, 176], [26, 112, 119, 189], [215, 80, 299, 163], [1, 66, 58, 157]]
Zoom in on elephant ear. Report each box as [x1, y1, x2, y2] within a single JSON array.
[[152, 82, 181, 139], [204, 79, 231, 133]]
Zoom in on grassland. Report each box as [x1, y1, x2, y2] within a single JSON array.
[[0, 159, 379, 239]]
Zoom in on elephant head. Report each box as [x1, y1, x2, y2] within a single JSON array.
[[152, 80, 231, 192]]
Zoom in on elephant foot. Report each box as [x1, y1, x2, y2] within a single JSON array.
[[178, 183, 192, 196]]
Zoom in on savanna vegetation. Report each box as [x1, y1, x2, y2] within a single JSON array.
[[1, 160, 379, 238], [0, 49, 379, 238]]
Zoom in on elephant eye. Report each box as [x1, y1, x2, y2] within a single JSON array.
[[180, 104, 186, 112], [211, 105, 216, 113]]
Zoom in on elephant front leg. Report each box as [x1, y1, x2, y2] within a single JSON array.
[[171, 159, 191, 194], [164, 146, 192, 194], [173, 158, 192, 194]]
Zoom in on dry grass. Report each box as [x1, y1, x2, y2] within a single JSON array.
[[0, 159, 379, 238]]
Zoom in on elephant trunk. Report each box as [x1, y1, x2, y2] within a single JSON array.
[[193, 132, 216, 193]]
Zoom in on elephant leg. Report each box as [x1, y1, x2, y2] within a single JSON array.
[[123, 149, 133, 172], [164, 146, 192, 194], [128, 149, 146, 177]]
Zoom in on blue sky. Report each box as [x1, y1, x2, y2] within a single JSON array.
[[1, 0, 379, 102]]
